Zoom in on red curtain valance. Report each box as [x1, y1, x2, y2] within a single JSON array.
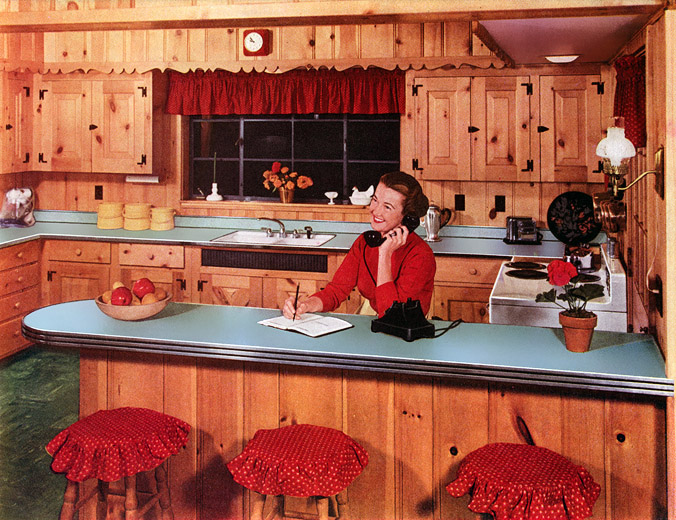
[[165, 68, 405, 115], [613, 55, 646, 148]]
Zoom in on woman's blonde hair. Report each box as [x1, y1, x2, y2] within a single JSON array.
[[379, 171, 429, 218]]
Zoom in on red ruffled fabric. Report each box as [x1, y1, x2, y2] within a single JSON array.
[[446, 443, 600, 520], [227, 424, 368, 497], [46, 407, 191, 483]]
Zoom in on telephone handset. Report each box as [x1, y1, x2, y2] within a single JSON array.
[[364, 214, 420, 248]]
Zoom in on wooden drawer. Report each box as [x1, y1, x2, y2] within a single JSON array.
[[119, 243, 184, 268], [45, 240, 111, 264], [435, 256, 504, 285], [1, 262, 39, 297], [0, 315, 28, 359], [0, 285, 40, 322], [0, 240, 39, 271]]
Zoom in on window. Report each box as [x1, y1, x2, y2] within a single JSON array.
[[190, 114, 400, 202]]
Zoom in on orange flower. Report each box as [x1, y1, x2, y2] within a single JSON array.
[[296, 175, 313, 189], [262, 162, 312, 192]]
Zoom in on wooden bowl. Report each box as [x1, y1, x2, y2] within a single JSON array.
[[95, 293, 171, 321]]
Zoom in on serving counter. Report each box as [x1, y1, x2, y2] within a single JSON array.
[[22, 301, 670, 519]]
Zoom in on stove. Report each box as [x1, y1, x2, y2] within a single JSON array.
[[489, 244, 627, 332]]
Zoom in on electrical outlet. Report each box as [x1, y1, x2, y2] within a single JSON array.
[[495, 195, 506, 212], [454, 194, 465, 211], [94, 185, 103, 200]]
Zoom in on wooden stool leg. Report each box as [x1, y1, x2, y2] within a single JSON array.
[[96, 480, 109, 520], [59, 480, 78, 520], [335, 490, 349, 519], [155, 463, 174, 520], [124, 474, 139, 520], [316, 497, 329, 520], [251, 492, 267, 520], [269, 495, 284, 520]]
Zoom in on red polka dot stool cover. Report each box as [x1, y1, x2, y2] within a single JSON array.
[[446, 443, 601, 520], [46, 407, 191, 482], [227, 424, 369, 497]]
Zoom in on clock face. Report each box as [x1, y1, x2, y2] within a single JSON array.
[[244, 32, 264, 52], [243, 29, 271, 56]]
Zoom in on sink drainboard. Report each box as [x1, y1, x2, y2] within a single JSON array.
[[201, 249, 328, 273]]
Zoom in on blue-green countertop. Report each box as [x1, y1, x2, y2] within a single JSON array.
[[0, 210, 579, 257], [23, 300, 671, 397]]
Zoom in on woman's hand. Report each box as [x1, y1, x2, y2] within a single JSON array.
[[380, 224, 409, 254], [282, 295, 323, 320]]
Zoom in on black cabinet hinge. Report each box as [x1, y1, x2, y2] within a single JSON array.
[[412, 158, 423, 171], [5, 124, 12, 130], [23, 86, 30, 97], [411, 84, 422, 96], [468, 125, 480, 133], [38, 153, 47, 163], [592, 160, 603, 173], [137, 154, 147, 166], [537, 125, 549, 133], [176, 278, 187, 291], [39, 89, 48, 100], [521, 159, 534, 172], [197, 280, 208, 292], [592, 81, 604, 95], [138, 86, 147, 97], [23, 153, 29, 164], [47, 270, 56, 282], [521, 82, 533, 95]]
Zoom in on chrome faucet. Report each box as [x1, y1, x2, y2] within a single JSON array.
[[258, 217, 287, 238]]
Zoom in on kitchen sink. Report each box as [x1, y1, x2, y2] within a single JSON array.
[[211, 230, 335, 247]]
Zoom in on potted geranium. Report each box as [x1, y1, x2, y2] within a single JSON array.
[[535, 259, 605, 352], [262, 161, 313, 203]]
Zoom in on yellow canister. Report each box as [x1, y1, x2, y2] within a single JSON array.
[[150, 220, 175, 231], [150, 206, 175, 231], [97, 216, 123, 230], [123, 217, 151, 231], [97, 202, 124, 218], [123, 203, 152, 219]]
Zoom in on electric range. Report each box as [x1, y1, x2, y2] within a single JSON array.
[[489, 244, 627, 332]]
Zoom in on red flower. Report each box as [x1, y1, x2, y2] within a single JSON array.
[[547, 259, 578, 286], [271, 161, 282, 173]]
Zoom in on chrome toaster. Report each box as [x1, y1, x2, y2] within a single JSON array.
[[504, 216, 542, 245]]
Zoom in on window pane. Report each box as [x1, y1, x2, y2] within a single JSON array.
[[244, 121, 291, 159], [295, 121, 343, 159], [347, 120, 399, 161], [192, 120, 240, 159], [347, 162, 396, 193], [193, 159, 240, 198], [293, 161, 343, 202]]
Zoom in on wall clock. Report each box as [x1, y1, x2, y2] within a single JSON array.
[[243, 29, 271, 57]]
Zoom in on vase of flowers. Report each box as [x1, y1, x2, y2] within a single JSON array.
[[262, 161, 313, 203], [535, 259, 605, 352]]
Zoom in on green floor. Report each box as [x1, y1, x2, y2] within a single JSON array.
[[0, 347, 79, 520]]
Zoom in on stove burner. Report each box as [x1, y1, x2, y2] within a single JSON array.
[[505, 261, 546, 270], [576, 273, 600, 283], [505, 269, 549, 280]]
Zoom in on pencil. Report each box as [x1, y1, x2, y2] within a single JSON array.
[[292, 284, 300, 321]]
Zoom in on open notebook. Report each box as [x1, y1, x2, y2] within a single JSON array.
[[258, 313, 353, 338]]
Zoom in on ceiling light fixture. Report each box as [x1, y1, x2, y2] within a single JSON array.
[[545, 55, 580, 63]]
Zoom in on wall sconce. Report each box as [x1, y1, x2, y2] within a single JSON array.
[[593, 119, 664, 233]]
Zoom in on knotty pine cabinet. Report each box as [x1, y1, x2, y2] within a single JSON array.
[[1, 71, 33, 173], [41, 239, 111, 306], [34, 72, 152, 174], [0, 240, 40, 359], [412, 73, 603, 183]]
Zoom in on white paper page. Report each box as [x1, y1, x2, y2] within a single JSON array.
[[257, 313, 322, 330], [288, 316, 353, 337]]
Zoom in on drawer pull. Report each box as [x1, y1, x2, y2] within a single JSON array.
[[75, 248, 82, 256], [469, 268, 478, 275], [14, 302, 21, 309], [17, 276, 24, 283], [16, 251, 23, 259], [148, 254, 155, 261], [13, 330, 20, 337]]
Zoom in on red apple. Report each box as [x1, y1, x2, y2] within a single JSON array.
[[111, 286, 133, 306], [132, 277, 155, 299]]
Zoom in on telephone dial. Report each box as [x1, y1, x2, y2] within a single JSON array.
[[364, 215, 421, 248]]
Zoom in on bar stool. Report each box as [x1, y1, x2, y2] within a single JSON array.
[[227, 424, 368, 520], [446, 443, 601, 520], [46, 406, 191, 520]]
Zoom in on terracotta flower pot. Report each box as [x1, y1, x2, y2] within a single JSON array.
[[559, 311, 597, 353], [278, 187, 295, 203]]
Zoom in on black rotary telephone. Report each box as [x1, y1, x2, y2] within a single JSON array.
[[363, 215, 421, 247]]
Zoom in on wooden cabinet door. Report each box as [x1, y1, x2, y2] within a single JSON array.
[[471, 76, 535, 182], [539, 75, 603, 183], [37, 77, 92, 172], [45, 261, 109, 305], [415, 76, 471, 181], [433, 285, 491, 323], [196, 271, 263, 307], [262, 276, 327, 310], [91, 77, 151, 174], [4, 73, 33, 172]]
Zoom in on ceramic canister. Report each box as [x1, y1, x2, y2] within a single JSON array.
[[150, 207, 176, 231], [123, 217, 151, 231], [97, 202, 124, 229], [123, 203, 152, 219]]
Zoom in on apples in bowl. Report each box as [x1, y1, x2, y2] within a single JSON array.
[[96, 278, 171, 321]]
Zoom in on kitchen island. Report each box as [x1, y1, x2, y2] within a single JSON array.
[[23, 301, 670, 520]]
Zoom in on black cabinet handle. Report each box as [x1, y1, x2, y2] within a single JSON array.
[[537, 126, 549, 133], [89, 124, 98, 130], [468, 126, 480, 133]]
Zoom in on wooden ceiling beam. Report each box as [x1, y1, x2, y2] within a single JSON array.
[[0, 0, 666, 33]]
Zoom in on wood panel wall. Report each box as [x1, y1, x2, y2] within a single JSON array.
[[79, 350, 666, 520]]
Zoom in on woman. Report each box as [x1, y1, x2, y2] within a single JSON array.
[[283, 171, 436, 319]]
